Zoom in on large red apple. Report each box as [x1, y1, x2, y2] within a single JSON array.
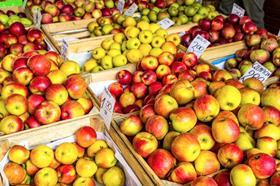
[[9, 22, 26, 37], [34, 101, 61, 124], [147, 149, 176, 179], [61, 100, 85, 120], [75, 126, 96, 148], [65, 74, 87, 99], [145, 115, 168, 140], [238, 104, 265, 130], [29, 76, 51, 95], [27, 54, 51, 76], [132, 132, 158, 158], [217, 143, 244, 168]]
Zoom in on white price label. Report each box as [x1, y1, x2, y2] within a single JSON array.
[[33, 8, 42, 28], [158, 18, 174, 29], [231, 3, 245, 17], [187, 35, 210, 57], [278, 29, 280, 36], [124, 3, 138, 16], [100, 88, 115, 129], [240, 62, 272, 83], [117, 0, 125, 13]]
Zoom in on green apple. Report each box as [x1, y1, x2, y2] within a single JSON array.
[[178, 15, 189, 24], [92, 47, 106, 60], [152, 7, 160, 13], [108, 49, 121, 57], [105, 0, 114, 8], [151, 36, 165, 48], [184, 0, 195, 5], [149, 48, 163, 57], [235, 132, 255, 151], [139, 44, 152, 57], [113, 33, 125, 44], [168, 6, 179, 17], [93, 27, 103, 36], [102, 24, 113, 35], [139, 30, 153, 44], [207, 4, 216, 11], [110, 42, 121, 50], [91, 66, 104, 73], [141, 8, 150, 16], [140, 16, 150, 23], [126, 49, 143, 63], [122, 16, 137, 27], [185, 7, 197, 16], [0, 14, 9, 25], [126, 38, 141, 50], [207, 11, 219, 20], [20, 18, 32, 27], [117, 15, 126, 25], [113, 55, 127, 67], [148, 11, 158, 22], [124, 26, 140, 38], [155, 29, 168, 38], [171, 3, 180, 8], [101, 56, 113, 70], [192, 14, 204, 23], [83, 59, 98, 72], [198, 7, 209, 17], [121, 41, 127, 52], [101, 38, 115, 50]]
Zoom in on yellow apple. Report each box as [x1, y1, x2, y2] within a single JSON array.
[[55, 142, 78, 164], [60, 60, 80, 77], [30, 145, 54, 168]]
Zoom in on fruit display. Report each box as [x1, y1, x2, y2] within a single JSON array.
[[2, 126, 128, 185], [115, 49, 280, 184], [87, 1, 219, 37], [0, 22, 48, 59], [83, 20, 181, 73], [0, 9, 32, 27], [224, 36, 280, 79], [0, 50, 94, 135], [180, 14, 268, 48]]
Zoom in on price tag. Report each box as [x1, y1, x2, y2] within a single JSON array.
[[117, 0, 125, 13], [60, 39, 68, 60], [158, 18, 174, 29], [187, 35, 210, 57], [277, 29, 280, 36], [124, 3, 138, 16], [231, 3, 245, 17], [240, 62, 272, 83], [33, 8, 42, 28], [22, 0, 28, 9], [100, 88, 115, 129]]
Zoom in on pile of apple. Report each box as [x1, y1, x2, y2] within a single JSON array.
[[0, 22, 47, 59], [87, 1, 219, 37], [0, 50, 93, 135], [116, 52, 280, 185], [0, 10, 32, 27], [180, 14, 264, 48], [3, 126, 125, 186], [224, 35, 280, 79], [83, 20, 181, 73], [27, 0, 125, 24]]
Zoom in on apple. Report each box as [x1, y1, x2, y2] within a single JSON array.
[[27, 54, 51, 76], [170, 79, 194, 105], [65, 74, 87, 99], [145, 115, 169, 140], [217, 143, 243, 168], [214, 170, 231, 186], [169, 162, 197, 184], [0, 115, 24, 134], [87, 140, 108, 158], [95, 148, 116, 168], [13, 67, 33, 85], [131, 82, 147, 98], [141, 55, 159, 71], [212, 69, 233, 81], [108, 82, 123, 98], [133, 132, 158, 158], [34, 167, 58, 186], [149, 81, 163, 95], [212, 117, 240, 143], [257, 137, 277, 157], [162, 74, 178, 85], [190, 124, 215, 150], [61, 100, 85, 120], [162, 131, 180, 150], [132, 71, 144, 83], [184, 52, 198, 68], [34, 101, 61, 125], [120, 115, 143, 136], [230, 164, 256, 186], [8, 145, 30, 164], [27, 94, 45, 114], [25, 116, 41, 128], [29, 76, 51, 95], [191, 78, 208, 98], [103, 166, 125, 186], [240, 87, 260, 105], [270, 172, 280, 186], [194, 150, 220, 176], [154, 94, 178, 117], [119, 90, 136, 108], [55, 142, 78, 165], [263, 106, 279, 126], [73, 177, 95, 186], [47, 70, 67, 84], [30, 145, 54, 168], [261, 87, 280, 110], [255, 124, 280, 140], [77, 97, 93, 114], [46, 84, 69, 106], [57, 165, 76, 184], [238, 104, 265, 130], [4, 162, 26, 185], [75, 126, 96, 148], [9, 22, 26, 37], [158, 51, 174, 66], [222, 24, 236, 39], [169, 107, 197, 133], [211, 18, 224, 31], [147, 149, 176, 178], [5, 94, 28, 116], [171, 61, 187, 74], [2, 54, 17, 72], [155, 65, 171, 79], [25, 160, 39, 176], [141, 70, 157, 85], [192, 176, 218, 186], [171, 133, 200, 162], [193, 95, 220, 122]]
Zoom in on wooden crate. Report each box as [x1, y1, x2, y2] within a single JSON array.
[[0, 85, 99, 141], [0, 114, 153, 186], [42, 22, 197, 66], [85, 63, 138, 120]]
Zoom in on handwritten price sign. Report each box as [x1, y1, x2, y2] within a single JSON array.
[[100, 88, 115, 129], [240, 62, 272, 83], [158, 18, 174, 29], [187, 35, 210, 57], [117, 0, 125, 13], [124, 3, 138, 16], [231, 3, 245, 17]]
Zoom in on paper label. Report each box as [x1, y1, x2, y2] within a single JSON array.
[[61, 39, 68, 60], [100, 88, 115, 129], [231, 3, 245, 17], [158, 18, 175, 29], [187, 35, 210, 57], [117, 0, 125, 13], [124, 3, 138, 16], [33, 8, 42, 28], [240, 62, 272, 83]]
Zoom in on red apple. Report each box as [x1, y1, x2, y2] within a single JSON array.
[[217, 143, 243, 168], [155, 65, 171, 79], [270, 171, 280, 186], [169, 162, 197, 184], [263, 106, 280, 126], [27, 94, 45, 114], [116, 70, 132, 85], [238, 104, 265, 130], [61, 100, 85, 120], [222, 24, 236, 39], [27, 54, 51, 76], [131, 82, 147, 98], [192, 176, 218, 186], [158, 51, 174, 66], [108, 82, 123, 98], [147, 149, 176, 178], [56, 165, 76, 184], [133, 132, 158, 158], [145, 115, 168, 140], [149, 81, 162, 95], [214, 170, 231, 186], [65, 75, 87, 99], [190, 124, 215, 151], [199, 19, 211, 31], [29, 76, 51, 95], [75, 126, 96, 148], [34, 101, 61, 124], [27, 28, 43, 43], [211, 18, 224, 31], [25, 116, 41, 128], [9, 22, 26, 37], [13, 67, 33, 85], [132, 71, 143, 83], [171, 61, 187, 74], [242, 21, 257, 34], [141, 55, 159, 71], [141, 70, 157, 85]]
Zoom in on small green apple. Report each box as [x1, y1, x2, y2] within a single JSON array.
[[126, 38, 141, 50], [101, 56, 113, 70], [113, 55, 127, 67], [139, 30, 153, 44], [92, 47, 106, 60]]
